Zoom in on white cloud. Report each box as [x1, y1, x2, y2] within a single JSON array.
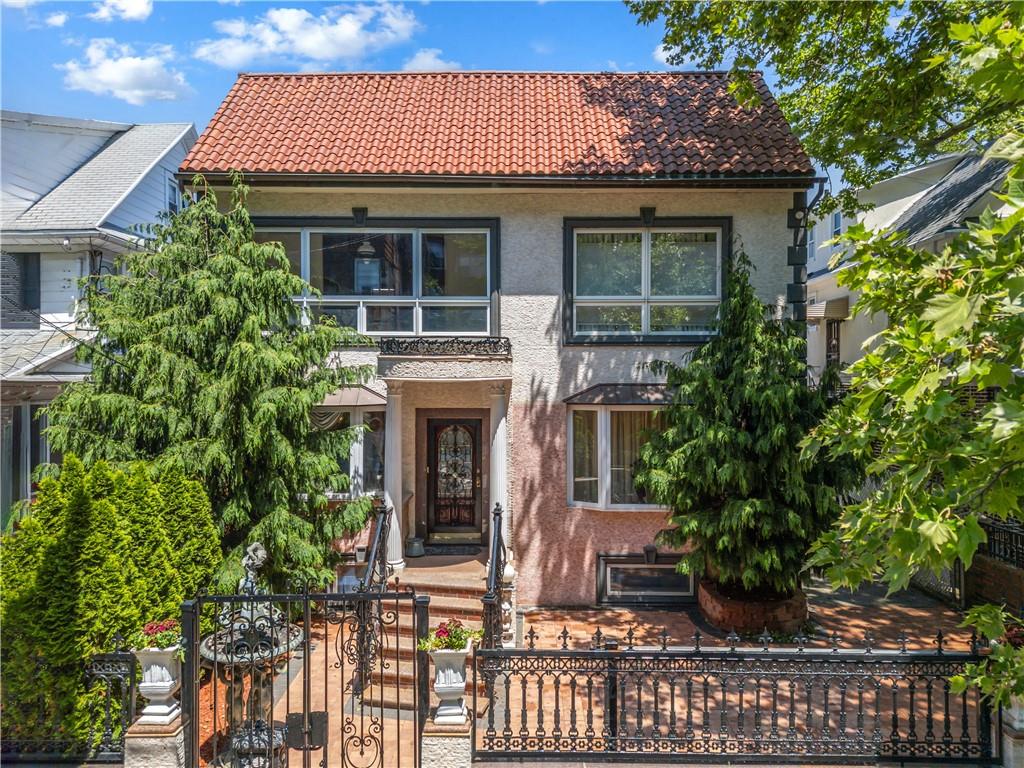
[[653, 44, 671, 66], [194, 4, 418, 69], [1, 0, 41, 8], [88, 0, 152, 22], [45, 11, 68, 27], [60, 38, 191, 105], [401, 47, 459, 72], [530, 40, 552, 56]]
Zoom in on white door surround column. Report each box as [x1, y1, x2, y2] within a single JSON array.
[[383, 381, 405, 570], [488, 382, 510, 558]]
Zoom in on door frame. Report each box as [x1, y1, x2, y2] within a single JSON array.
[[415, 408, 489, 542]]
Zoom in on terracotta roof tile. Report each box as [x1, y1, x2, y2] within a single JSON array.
[[182, 71, 813, 179]]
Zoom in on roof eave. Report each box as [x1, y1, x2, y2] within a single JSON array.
[[177, 171, 821, 190]]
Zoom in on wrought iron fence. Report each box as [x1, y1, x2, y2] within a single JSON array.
[[481, 504, 506, 649], [980, 516, 1024, 570], [473, 627, 1000, 764], [911, 560, 966, 610], [0, 646, 137, 764], [182, 540, 428, 768]]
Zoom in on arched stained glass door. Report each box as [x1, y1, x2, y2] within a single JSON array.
[[427, 418, 481, 531]]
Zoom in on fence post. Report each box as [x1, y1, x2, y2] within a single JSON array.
[[415, 594, 431, 733], [180, 598, 199, 768], [604, 639, 619, 752]]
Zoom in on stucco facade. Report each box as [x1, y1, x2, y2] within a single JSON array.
[[242, 185, 799, 607]]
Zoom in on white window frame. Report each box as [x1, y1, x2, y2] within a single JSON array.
[[259, 227, 492, 337], [567, 404, 666, 511], [166, 172, 181, 215], [323, 406, 386, 500], [831, 212, 842, 242], [572, 227, 722, 336]]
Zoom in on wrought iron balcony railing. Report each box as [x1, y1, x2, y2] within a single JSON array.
[[377, 336, 512, 357]]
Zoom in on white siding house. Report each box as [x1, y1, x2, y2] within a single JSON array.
[[0, 110, 197, 525], [806, 154, 1010, 379]]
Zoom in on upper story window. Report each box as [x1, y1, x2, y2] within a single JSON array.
[[166, 174, 180, 215], [569, 406, 664, 510], [807, 221, 816, 255], [831, 212, 842, 241], [255, 226, 493, 336], [565, 219, 727, 344], [0, 252, 40, 329]]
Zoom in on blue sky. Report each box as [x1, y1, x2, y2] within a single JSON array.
[[1, 1, 703, 132]]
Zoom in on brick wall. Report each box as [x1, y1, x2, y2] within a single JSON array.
[[966, 554, 1024, 614], [1, 251, 39, 329]]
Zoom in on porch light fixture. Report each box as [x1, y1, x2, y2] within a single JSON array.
[[354, 237, 381, 293], [357, 238, 376, 258]]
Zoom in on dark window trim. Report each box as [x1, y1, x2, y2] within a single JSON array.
[[252, 216, 501, 336], [562, 216, 732, 346], [596, 551, 695, 607]]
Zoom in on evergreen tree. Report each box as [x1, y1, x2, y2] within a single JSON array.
[[117, 465, 183, 621], [159, 465, 220, 598], [637, 252, 860, 604], [45, 177, 373, 589], [0, 456, 219, 748]]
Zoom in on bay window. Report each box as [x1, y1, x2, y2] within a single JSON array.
[[566, 219, 727, 342], [255, 224, 493, 336], [568, 406, 663, 509]]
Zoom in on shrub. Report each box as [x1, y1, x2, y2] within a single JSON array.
[[0, 456, 218, 750]]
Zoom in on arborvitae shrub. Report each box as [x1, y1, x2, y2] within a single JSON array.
[[0, 456, 218, 750]]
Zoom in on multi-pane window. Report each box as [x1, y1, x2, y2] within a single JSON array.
[[572, 228, 720, 336], [315, 407, 386, 498], [831, 212, 842, 240], [569, 406, 662, 509], [255, 228, 491, 336], [1, 404, 50, 528], [166, 174, 180, 215]]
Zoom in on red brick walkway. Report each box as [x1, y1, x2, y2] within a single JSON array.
[[522, 578, 971, 651]]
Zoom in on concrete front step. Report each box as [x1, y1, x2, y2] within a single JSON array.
[[392, 576, 488, 601]]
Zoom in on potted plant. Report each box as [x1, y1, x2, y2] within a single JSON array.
[[417, 619, 483, 725], [130, 619, 184, 725]]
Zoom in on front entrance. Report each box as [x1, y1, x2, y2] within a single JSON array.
[[427, 418, 482, 538]]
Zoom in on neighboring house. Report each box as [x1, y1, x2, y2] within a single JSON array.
[[806, 153, 1011, 378], [181, 71, 816, 610], [1, 110, 197, 525]]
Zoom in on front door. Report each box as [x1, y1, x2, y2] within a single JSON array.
[[427, 418, 482, 536]]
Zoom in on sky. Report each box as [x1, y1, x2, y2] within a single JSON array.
[[0, 0, 707, 133]]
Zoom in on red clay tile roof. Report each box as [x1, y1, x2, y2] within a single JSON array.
[[181, 71, 814, 180]]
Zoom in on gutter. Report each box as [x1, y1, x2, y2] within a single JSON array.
[[178, 171, 824, 190]]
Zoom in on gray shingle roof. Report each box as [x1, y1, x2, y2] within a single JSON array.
[[8, 123, 190, 232], [888, 154, 1011, 245], [1, 327, 92, 378]]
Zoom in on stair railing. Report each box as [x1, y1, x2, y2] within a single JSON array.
[[481, 504, 505, 649], [359, 503, 392, 592]]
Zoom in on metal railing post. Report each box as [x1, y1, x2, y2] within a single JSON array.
[[604, 639, 619, 752], [414, 594, 431, 746], [180, 598, 199, 768]]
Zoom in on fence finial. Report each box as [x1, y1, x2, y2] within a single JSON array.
[[897, 631, 908, 653], [625, 626, 636, 650], [935, 629, 945, 654], [591, 627, 604, 650], [692, 629, 702, 652], [525, 626, 538, 650], [659, 627, 669, 651], [758, 627, 772, 651], [726, 630, 740, 651], [558, 626, 570, 650]]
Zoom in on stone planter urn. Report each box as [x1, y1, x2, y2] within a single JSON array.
[[134, 646, 182, 725], [430, 640, 472, 725]]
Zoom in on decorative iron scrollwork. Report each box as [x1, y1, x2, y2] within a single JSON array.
[[378, 336, 512, 357]]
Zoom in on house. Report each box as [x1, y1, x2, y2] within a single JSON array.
[[806, 153, 1011, 377], [1, 110, 197, 525], [180, 71, 816, 611]]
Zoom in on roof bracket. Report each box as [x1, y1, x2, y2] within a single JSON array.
[[639, 207, 656, 226], [352, 207, 368, 226]]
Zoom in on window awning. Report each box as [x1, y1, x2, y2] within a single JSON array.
[[806, 297, 849, 323], [564, 383, 671, 405], [318, 385, 387, 408]]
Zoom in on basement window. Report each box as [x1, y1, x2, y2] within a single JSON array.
[[597, 551, 694, 606]]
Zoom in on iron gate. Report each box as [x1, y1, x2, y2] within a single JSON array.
[[182, 586, 428, 768], [474, 629, 1001, 764]]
